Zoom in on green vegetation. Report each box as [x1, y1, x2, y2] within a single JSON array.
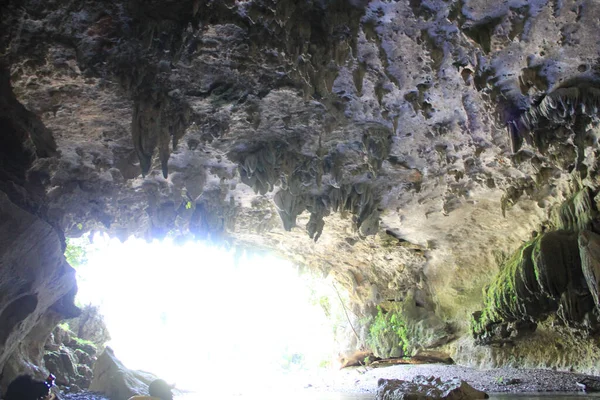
[[318, 295, 331, 318], [471, 238, 536, 336], [73, 336, 97, 349], [471, 230, 579, 338], [57, 322, 71, 332], [367, 305, 409, 358], [65, 238, 88, 268]]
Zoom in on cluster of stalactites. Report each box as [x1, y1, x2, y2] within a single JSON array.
[[507, 83, 600, 153], [235, 127, 391, 241], [132, 93, 189, 178], [273, 181, 378, 241], [553, 187, 597, 233]]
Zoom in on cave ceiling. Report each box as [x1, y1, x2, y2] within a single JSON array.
[[2, 0, 600, 325]]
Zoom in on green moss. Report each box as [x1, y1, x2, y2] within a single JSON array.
[[472, 230, 584, 339], [57, 322, 71, 332], [73, 336, 96, 349], [471, 238, 539, 336]]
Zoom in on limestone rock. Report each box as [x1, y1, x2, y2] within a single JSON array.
[[0, 192, 78, 387], [43, 349, 77, 385], [579, 230, 600, 308], [471, 227, 599, 343], [89, 348, 157, 400], [376, 376, 488, 400], [41, 321, 102, 390], [66, 305, 110, 350]]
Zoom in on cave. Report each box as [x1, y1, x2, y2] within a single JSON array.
[[3, 0, 600, 399]]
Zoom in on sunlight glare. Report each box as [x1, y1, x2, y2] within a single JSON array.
[[75, 233, 337, 396]]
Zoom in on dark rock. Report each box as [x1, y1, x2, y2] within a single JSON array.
[[576, 377, 600, 392], [88, 348, 158, 400], [74, 349, 93, 367], [411, 351, 454, 365], [376, 375, 488, 400], [4, 374, 52, 400], [43, 349, 77, 385]]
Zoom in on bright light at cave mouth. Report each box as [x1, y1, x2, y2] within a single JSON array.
[[74, 233, 338, 397]]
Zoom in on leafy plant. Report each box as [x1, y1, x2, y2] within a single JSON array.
[[65, 238, 87, 268], [367, 305, 409, 358]]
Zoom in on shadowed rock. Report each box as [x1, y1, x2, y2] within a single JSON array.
[[376, 376, 488, 400], [508, 81, 600, 153]]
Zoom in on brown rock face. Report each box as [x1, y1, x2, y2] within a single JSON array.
[[2, 0, 600, 378]]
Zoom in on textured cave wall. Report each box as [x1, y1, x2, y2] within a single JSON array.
[[0, 186, 79, 387], [2, 0, 600, 371], [0, 65, 79, 387]]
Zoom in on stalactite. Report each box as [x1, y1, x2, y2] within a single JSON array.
[[508, 82, 600, 153]]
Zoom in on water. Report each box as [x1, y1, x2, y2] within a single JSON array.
[[174, 390, 373, 400], [175, 391, 600, 400], [489, 394, 600, 400], [63, 390, 600, 400]]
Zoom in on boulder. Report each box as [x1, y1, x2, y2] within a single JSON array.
[[67, 340, 97, 357], [89, 347, 157, 400], [76, 364, 93, 387], [376, 375, 488, 400], [43, 348, 78, 385], [74, 349, 93, 366], [67, 305, 111, 350], [411, 351, 454, 365]]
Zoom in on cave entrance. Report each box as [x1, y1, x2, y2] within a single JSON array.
[[68, 234, 341, 396]]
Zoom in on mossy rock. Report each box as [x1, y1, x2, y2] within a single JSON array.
[[472, 229, 593, 341]]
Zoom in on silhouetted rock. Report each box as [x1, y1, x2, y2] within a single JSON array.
[[89, 348, 157, 400]]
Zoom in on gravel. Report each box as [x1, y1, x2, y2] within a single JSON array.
[[57, 365, 600, 399], [61, 393, 110, 400], [314, 364, 600, 394]]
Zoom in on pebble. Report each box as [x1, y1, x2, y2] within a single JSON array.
[[62, 392, 109, 400], [316, 364, 600, 394]]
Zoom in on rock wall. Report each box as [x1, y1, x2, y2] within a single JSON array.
[[44, 321, 106, 392], [0, 65, 79, 388]]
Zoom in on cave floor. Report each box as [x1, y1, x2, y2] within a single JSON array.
[[319, 364, 600, 394], [61, 364, 600, 399]]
